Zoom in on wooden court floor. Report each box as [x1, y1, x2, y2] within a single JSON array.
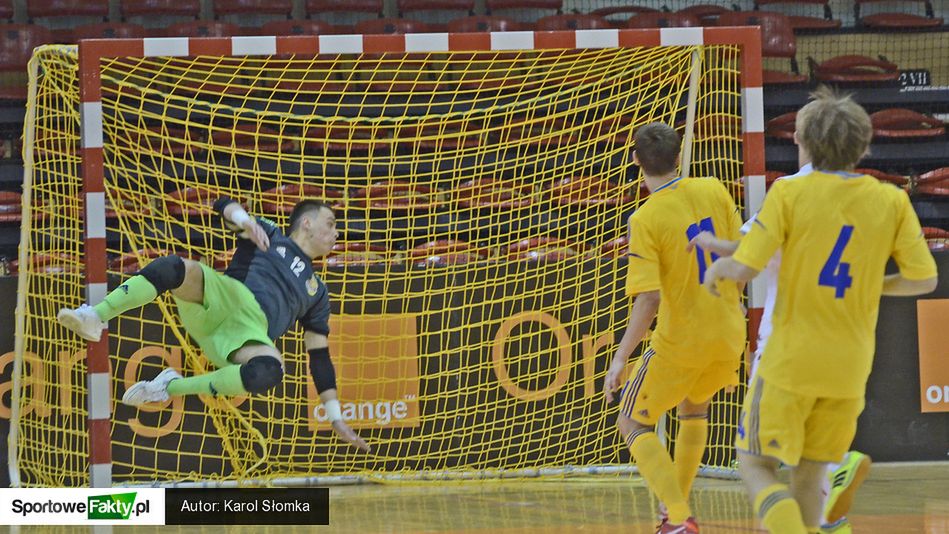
[[4, 462, 947, 533]]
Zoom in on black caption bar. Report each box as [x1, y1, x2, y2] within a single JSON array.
[[165, 489, 329, 525]]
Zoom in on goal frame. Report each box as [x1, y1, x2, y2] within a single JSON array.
[[13, 26, 764, 488]]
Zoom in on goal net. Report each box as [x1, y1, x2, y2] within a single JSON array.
[[12, 28, 763, 486]]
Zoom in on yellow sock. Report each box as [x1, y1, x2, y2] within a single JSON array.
[[674, 416, 707, 497], [754, 483, 806, 534], [627, 429, 690, 524]]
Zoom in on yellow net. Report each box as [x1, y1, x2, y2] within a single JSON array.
[[15, 41, 745, 486]]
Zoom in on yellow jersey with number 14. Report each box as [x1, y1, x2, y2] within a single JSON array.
[[626, 177, 746, 368], [732, 170, 937, 398]]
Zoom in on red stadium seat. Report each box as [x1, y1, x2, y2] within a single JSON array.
[[127, 126, 202, 158], [0, 25, 55, 100], [600, 236, 628, 258], [209, 124, 295, 155], [855, 0, 942, 30], [923, 227, 949, 252], [765, 170, 787, 190], [810, 55, 899, 84], [410, 239, 485, 267], [304, 124, 395, 155], [213, 0, 293, 18], [676, 5, 733, 25], [11, 252, 80, 275], [870, 108, 945, 139], [505, 237, 582, 263], [163, 20, 241, 37], [765, 112, 796, 140], [110, 249, 188, 274], [70, 22, 148, 42], [716, 12, 807, 85], [447, 15, 523, 32], [754, 0, 841, 31], [28, 0, 109, 20], [306, 0, 382, 16], [546, 176, 633, 207], [453, 178, 534, 210], [398, 0, 475, 17], [256, 19, 338, 36], [260, 184, 344, 215], [324, 243, 392, 267], [355, 18, 432, 35], [916, 168, 949, 196], [0, 190, 20, 222], [534, 14, 611, 31], [0, 1, 11, 22], [166, 186, 230, 217], [627, 12, 701, 29], [486, 0, 561, 12], [121, 0, 201, 19], [105, 190, 153, 219], [591, 4, 659, 28], [855, 168, 909, 187], [352, 181, 441, 213]]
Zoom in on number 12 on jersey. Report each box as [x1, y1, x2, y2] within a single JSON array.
[[686, 217, 719, 283], [819, 225, 854, 298]]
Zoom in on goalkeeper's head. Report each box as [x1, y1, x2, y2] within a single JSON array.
[[288, 200, 337, 258], [633, 122, 681, 180], [795, 85, 872, 172]]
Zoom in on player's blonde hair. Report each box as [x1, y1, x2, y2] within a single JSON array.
[[634, 122, 680, 176], [795, 86, 872, 171]]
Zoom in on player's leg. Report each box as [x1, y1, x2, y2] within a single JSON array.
[[57, 256, 197, 341], [674, 399, 709, 500], [735, 376, 809, 534], [674, 359, 739, 499], [616, 349, 697, 532], [122, 264, 282, 405], [801, 397, 866, 532], [791, 458, 827, 531]]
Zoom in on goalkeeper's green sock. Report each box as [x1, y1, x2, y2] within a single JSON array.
[[93, 275, 158, 321], [167, 365, 248, 397]]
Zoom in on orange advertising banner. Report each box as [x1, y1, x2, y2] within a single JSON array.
[[307, 313, 421, 430], [917, 299, 949, 413]]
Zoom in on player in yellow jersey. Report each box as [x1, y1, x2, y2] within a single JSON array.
[[603, 122, 746, 534], [703, 87, 938, 534]]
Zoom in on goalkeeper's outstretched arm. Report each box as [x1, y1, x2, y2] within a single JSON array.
[[212, 196, 271, 251], [304, 330, 371, 453]]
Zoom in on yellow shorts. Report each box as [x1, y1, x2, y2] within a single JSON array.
[[619, 347, 739, 426], [735, 375, 865, 466]]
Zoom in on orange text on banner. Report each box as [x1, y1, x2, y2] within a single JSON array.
[[917, 299, 949, 413]]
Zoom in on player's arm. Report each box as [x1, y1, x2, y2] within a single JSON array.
[[703, 258, 759, 297], [212, 196, 270, 252], [883, 192, 939, 296], [686, 232, 738, 257], [603, 290, 659, 403], [304, 330, 370, 452]]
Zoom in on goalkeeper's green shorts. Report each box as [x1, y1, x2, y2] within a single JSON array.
[[174, 262, 275, 368]]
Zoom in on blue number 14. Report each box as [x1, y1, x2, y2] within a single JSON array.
[[819, 225, 854, 298], [686, 217, 718, 283]]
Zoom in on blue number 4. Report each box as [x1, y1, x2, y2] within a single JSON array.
[[819, 225, 854, 298], [686, 217, 718, 283]]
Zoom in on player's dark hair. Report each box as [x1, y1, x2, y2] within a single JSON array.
[[634, 122, 681, 177], [288, 200, 332, 235]]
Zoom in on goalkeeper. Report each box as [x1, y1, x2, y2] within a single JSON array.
[[57, 197, 369, 452]]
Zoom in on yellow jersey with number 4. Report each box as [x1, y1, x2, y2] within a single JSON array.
[[626, 177, 746, 368], [733, 170, 937, 398]]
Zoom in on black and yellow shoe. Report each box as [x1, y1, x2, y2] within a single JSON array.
[[823, 451, 872, 524]]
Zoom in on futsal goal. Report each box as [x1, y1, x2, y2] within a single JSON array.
[[11, 25, 764, 487]]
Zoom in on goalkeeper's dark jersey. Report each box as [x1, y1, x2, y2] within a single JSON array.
[[213, 198, 331, 340]]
